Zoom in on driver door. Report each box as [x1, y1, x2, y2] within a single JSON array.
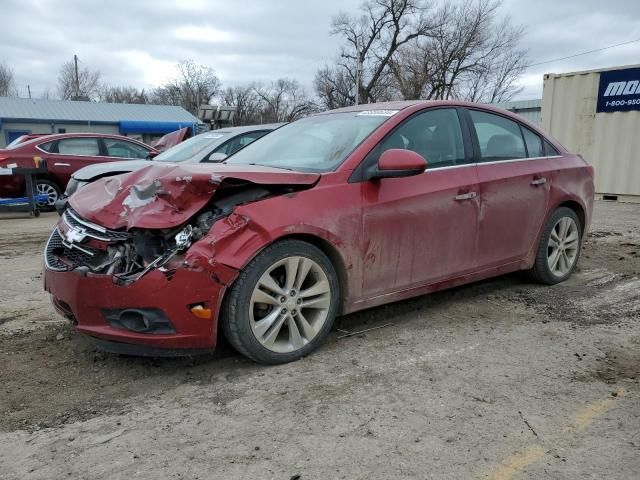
[[360, 108, 480, 298]]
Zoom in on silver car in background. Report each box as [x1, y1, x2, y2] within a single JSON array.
[[64, 123, 283, 196]]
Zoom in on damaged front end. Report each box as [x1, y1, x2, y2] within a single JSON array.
[[47, 186, 271, 285], [46, 163, 320, 284], [43, 164, 320, 352]]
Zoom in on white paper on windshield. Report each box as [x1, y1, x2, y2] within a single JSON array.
[[356, 110, 399, 116]]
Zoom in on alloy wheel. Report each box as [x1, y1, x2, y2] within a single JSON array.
[[36, 182, 59, 206], [547, 216, 579, 277], [249, 256, 331, 353]]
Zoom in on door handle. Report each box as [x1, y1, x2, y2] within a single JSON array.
[[54, 162, 71, 167], [530, 177, 547, 186], [455, 191, 477, 201]]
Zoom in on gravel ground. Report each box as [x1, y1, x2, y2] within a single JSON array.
[[0, 201, 638, 479]]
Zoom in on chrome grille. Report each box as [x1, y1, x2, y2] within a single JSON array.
[[44, 229, 69, 271], [63, 208, 129, 242], [45, 228, 103, 271]]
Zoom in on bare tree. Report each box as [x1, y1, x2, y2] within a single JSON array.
[[253, 78, 317, 123], [99, 85, 148, 104], [151, 60, 220, 115], [57, 60, 101, 101], [0, 62, 18, 97], [327, 0, 435, 104], [391, 0, 527, 102], [221, 85, 263, 125], [314, 65, 356, 110]]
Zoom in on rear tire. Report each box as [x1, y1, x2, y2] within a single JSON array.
[[529, 207, 582, 285], [221, 240, 339, 364], [34, 179, 61, 211]]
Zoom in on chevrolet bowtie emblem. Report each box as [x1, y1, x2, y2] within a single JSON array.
[[65, 226, 87, 244]]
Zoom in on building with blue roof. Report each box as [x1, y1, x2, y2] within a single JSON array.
[[0, 96, 203, 147]]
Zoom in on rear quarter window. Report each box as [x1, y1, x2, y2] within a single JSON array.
[[544, 140, 560, 156], [521, 127, 543, 158], [38, 141, 55, 152]]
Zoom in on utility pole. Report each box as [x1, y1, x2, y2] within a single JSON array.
[[355, 40, 362, 105], [74, 54, 80, 98], [27, 85, 31, 99]]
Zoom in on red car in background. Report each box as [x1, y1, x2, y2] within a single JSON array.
[[44, 100, 594, 364], [0, 133, 158, 207]]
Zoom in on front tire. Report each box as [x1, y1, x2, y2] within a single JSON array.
[[221, 240, 339, 364], [530, 207, 582, 285]]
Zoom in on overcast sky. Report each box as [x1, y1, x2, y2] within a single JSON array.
[[1, 0, 639, 101]]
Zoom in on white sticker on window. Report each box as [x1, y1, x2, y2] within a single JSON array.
[[356, 110, 399, 117]]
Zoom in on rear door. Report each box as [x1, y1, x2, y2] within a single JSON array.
[[360, 107, 480, 297], [466, 109, 552, 268]]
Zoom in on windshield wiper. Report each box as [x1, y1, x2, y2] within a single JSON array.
[[246, 162, 295, 171]]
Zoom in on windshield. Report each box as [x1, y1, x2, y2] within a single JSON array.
[[154, 131, 230, 163], [225, 112, 395, 172]]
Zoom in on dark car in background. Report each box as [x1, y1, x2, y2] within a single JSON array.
[[64, 124, 283, 196], [0, 133, 158, 207]]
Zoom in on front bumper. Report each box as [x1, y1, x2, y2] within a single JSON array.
[[44, 264, 237, 352]]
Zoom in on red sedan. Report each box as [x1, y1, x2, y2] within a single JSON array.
[[0, 133, 157, 207], [43, 101, 594, 364]]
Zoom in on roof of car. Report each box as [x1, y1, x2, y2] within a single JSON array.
[[320, 99, 528, 115], [11, 132, 154, 149]]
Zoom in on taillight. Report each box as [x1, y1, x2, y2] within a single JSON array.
[[0, 156, 9, 162]]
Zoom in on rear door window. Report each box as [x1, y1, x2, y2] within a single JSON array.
[[468, 110, 526, 162], [56, 138, 100, 156]]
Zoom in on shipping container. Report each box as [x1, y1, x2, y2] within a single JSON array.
[[542, 64, 640, 201], [492, 99, 542, 126]]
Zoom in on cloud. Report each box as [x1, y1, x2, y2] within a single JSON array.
[[1, 0, 639, 101]]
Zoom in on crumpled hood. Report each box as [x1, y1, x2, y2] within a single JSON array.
[[69, 163, 320, 230]]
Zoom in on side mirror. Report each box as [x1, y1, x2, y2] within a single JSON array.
[[367, 149, 427, 180], [147, 151, 159, 159], [206, 152, 228, 163]]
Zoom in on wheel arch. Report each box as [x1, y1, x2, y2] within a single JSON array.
[[34, 174, 63, 192], [554, 199, 587, 236], [274, 233, 349, 315], [218, 230, 350, 317]]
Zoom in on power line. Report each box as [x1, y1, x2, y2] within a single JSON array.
[[525, 37, 640, 69]]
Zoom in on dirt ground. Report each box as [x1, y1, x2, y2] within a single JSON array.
[[0, 201, 638, 480]]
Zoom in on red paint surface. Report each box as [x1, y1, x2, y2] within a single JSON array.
[[152, 127, 190, 152], [378, 148, 427, 171], [69, 163, 320, 229], [44, 101, 594, 352]]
